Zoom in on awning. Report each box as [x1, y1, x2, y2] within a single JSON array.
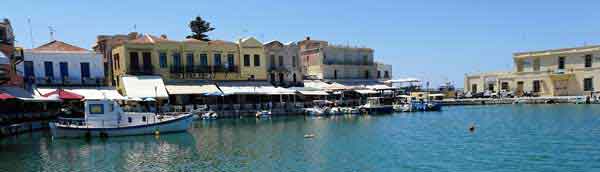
[[0, 92, 16, 100], [166, 84, 222, 95], [428, 93, 445, 97], [219, 86, 261, 95], [258, 87, 296, 95], [298, 90, 329, 96], [37, 87, 125, 100], [354, 89, 378, 95], [366, 84, 393, 90], [42, 89, 84, 100], [121, 75, 169, 99]]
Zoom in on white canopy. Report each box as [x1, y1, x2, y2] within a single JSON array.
[[366, 84, 392, 90], [298, 90, 329, 96], [166, 84, 222, 95], [354, 89, 378, 95], [121, 76, 169, 99]]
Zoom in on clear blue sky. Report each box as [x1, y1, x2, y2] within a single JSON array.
[[3, 0, 600, 87]]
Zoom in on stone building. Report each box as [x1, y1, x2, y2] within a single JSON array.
[[0, 18, 23, 86], [298, 37, 377, 80], [376, 62, 392, 80], [264, 40, 303, 87], [465, 45, 600, 97], [93, 33, 137, 86]]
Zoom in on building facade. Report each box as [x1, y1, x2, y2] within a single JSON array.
[[18, 40, 104, 86], [376, 62, 392, 80], [93, 33, 137, 86], [110, 34, 268, 92], [465, 45, 600, 97], [0, 18, 23, 86], [264, 40, 303, 86], [298, 37, 377, 80]]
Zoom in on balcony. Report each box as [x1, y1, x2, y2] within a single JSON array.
[[269, 66, 289, 73], [324, 60, 373, 66], [31, 76, 105, 86], [171, 65, 238, 74], [128, 65, 154, 75]]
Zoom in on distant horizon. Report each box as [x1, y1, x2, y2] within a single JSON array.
[[4, 0, 600, 88]]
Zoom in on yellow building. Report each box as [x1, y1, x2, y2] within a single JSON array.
[[465, 45, 600, 97], [110, 34, 268, 93]]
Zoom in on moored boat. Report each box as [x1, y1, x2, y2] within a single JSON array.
[[49, 100, 194, 138]]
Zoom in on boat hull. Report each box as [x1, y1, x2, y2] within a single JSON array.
[[49, 114, 194, 138]]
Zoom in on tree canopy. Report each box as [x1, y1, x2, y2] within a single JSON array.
[[186, 16, 215, 41]]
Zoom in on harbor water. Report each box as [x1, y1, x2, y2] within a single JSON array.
[[1, 104, 600, 171]]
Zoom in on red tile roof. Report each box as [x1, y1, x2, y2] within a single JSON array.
[[33, 40, 89, 52]]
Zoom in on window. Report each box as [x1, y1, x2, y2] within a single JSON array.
[[113, 53, 120, 70], [80, 62, 90, 78], [377, 71, 381, 79], [292, 56, 297, 67], [59, 62, 69, 79], [364, 70, 369, 79], [585, 55, 592, 68], [501, 82, 509, 90], [254, 54, 261, 66], [533, 80, 541, 93], [584, 78, 594, 91], [159, 52, 167, 68], [129, 52, 139, 69], [471, 84, 478, 92], [44, 61, 54, 78], [244, 55, 251, 66], [279, 56, 284, 66], [142, 116, 147, 122], [270, 55, 275, 67], [533, 58, 540, 71], [142, 52, 152, 68], [558, 57, 565, 70], [250, 75, 255, 80], [363, 55, 369, 65], [334, 70, 338, 79], [293, 73, 297, 83], [227, 54, 235, 68], [24, 61, 34, 78], [384, 71, 390, 78], [214, 54, 222, 65], [200, 54, 208, 65], [488, 84, 494, 91], [89, 104, 104, 114], [128, 117, 132, 123], [0, 28, 5, 42], [172, 52, 182, 67], [186, 53, 194, 67]]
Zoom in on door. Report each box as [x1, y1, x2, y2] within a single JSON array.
[[24, 61, 34, 79], [516, 81, 524, 96], [59, 62, 69, 80]]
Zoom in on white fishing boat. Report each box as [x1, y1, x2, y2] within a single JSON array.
[[49, 99, 194, 138], [304, 106, 325, 116]]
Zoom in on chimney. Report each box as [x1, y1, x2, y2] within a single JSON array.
[[160, 34, 168, 39], [306, 36, 310, 41], [128, 32, 138, 39]]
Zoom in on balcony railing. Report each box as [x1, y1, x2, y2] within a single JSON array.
[[30, 76, 105, 86], [128, 65, 154, 75], [170, 65, 239, 74], [323, 61, 373, 65]]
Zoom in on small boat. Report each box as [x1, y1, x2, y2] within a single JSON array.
[[326, 107, 343, 115], [340, 107, 360, 115], [201, 111, 218, 120], [304, 134, 315, 138], [393, 103, 412, 112], [49, 99, 194, 138], [359, 97, 394, 114], [305, 107, 325, 116], [255, 110, 272, 118]]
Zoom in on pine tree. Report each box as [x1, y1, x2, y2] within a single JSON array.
[[186, 16, 215, 41]]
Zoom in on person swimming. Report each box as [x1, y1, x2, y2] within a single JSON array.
[[469, 123, 476, 132]]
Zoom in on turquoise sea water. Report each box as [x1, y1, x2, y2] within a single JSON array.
[[1, 104, 600, 172]]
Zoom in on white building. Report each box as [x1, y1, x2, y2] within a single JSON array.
[[17, 40, 104, 86]]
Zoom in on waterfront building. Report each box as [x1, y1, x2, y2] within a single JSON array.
[[93, 33, 138, 86], [298, 37, 377, 80], [376, 62, 392, 80], [0, 18, 23, 86], [18, 40, 105, 86], [264, 40, 303, 87], [465, 45, 600, 97]]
